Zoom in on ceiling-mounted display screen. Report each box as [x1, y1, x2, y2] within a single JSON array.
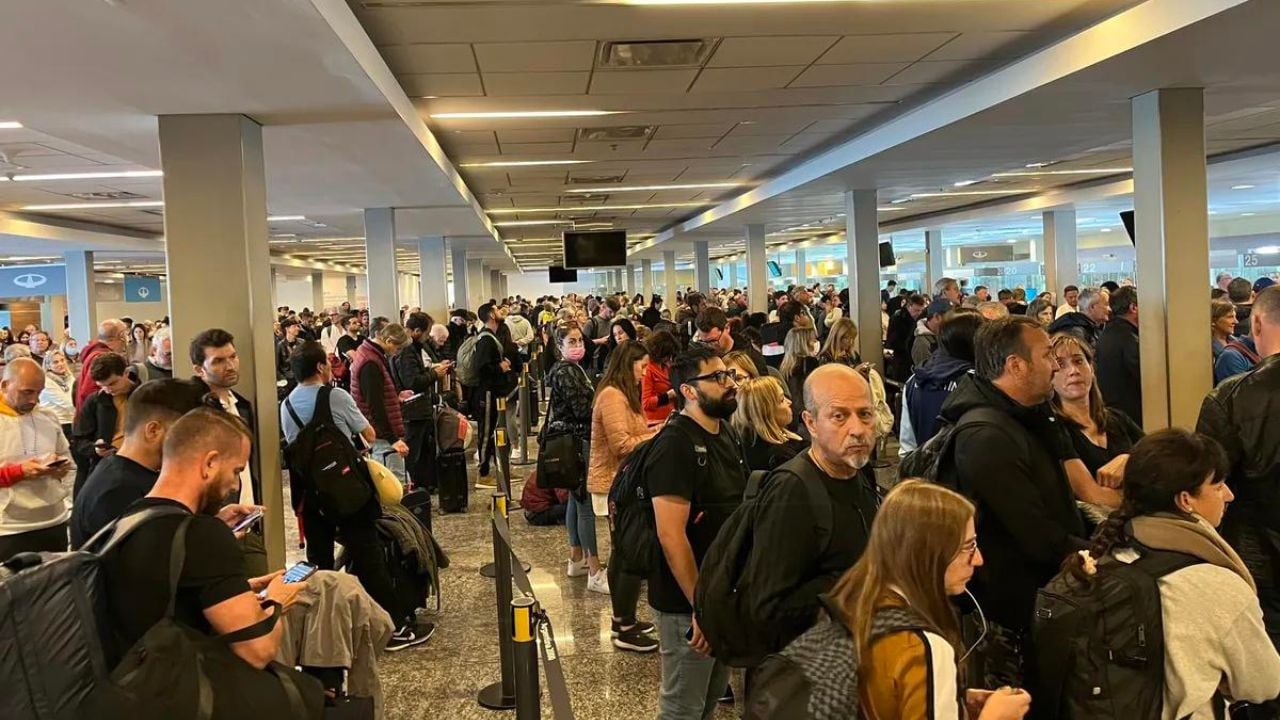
[[564, 230, 627, 269], [767, 260, 782, 278], [548, 266, 579, 283], [878, 241, 897, 268]]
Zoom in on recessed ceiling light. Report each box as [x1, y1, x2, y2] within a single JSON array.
[[460, 160, 593, 168], [1100, 228, 1113, 233], [1242, 212, 1257, 217], [0, 121, 22, 130], [432, 110, 624, 120], [877, 207, 906, 212], [21, 200, 164, 211], [908, 190, 1030, 199], [953, 180, 980, 187], [0, 170, 163, 182], [488, 201, 709, 214], [993, 168, 1132, 177], [565, 182, 742, 193], [1231, 184, 1255, 190], [267, 215, 306, 222], [1024, 161, 1052, 168]]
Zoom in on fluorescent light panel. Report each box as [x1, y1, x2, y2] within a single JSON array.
[[617, 0, 873, 4], [432, 110, 624, 120], [267, 215, 306, 222], [0, 170, 163, 182], [488, 201, 709, 214], [22, 200, 164, 211], [992, 168, 1132, 177], [461, 160, 593, 168], [908, 190, 1031, 199], [565, 182, 741, 193], [492, 220, 575, 227], [0, 121, 22, 130]]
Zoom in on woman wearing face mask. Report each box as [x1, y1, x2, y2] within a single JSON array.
[[588, 341, 660, 652], [731, 376, 806, 472], [40, 350, 77, 439], [1054, 429, 1280, 720], [544, 324, 607, 593], [1050, 333, 1141, 523], [751, 481, 1031, 720]]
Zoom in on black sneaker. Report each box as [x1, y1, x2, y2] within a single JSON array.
[[610, 619, 656, 637], [386, 622, 434, 652], [612, 628, 659, 653]]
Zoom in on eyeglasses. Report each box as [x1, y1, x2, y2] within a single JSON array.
[[955, 537, 980, 565], [686, 369, 740, 387]]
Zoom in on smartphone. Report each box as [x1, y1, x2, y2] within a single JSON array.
[[282, 561, 319, 584], [231, 509, 264, 533], [48, 457, 71, 467]]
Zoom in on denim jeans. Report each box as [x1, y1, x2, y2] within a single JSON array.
[[564, 438, 597, 557], [656, 611, 729, 720], [371, 439, 407, 486]]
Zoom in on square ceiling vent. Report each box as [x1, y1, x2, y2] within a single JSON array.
[[66, 190, 147, 201], [578, 125, 656, 143], [566, 174, 626, 185], [599, 39, 718, 69]]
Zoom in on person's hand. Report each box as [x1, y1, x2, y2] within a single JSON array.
[[592, 336, 609, 346], [94, 443, 115, 458], [966, 689, 994, 717], [438, 360, 454, 373], [392, 439, 410, 457], [688, 617, 711, 656], [216, 503, 263, 530], [977, 687, 1031, 720], [500, 359, 512, 372], [1097, 453, 1129, 489], [399, 390, 415, 401], [263, 572, 307, 610], [21, 455, 69, 479], [248, 569, 283, 594]]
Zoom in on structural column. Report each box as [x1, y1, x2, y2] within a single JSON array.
[[625, 264, 636, 296], [746, 224, 767, 314], [41, 294, 69, 339], [641, 259, 654, 300], [466, 259, 486, 310], [158, 114, 284, 568], [64, 251, 96, 346], [310, 271, 325, 311], [795, 250, 807, 285], [1041, 209, 1078, 298], [925, 229, 945, 290], [363, 208, 399, 321], [845, 190, 884, 371], [729, 261, 739, 290], [1132, 88, 1211, 430], [417, 236, 448, 322], [450, 246, 468, 311], [498, 273, 508, 300], [489, 268, 501, 302], [662, 251, 677, 313], [345, 274, 358, 305], [694, 241, 711, 293]]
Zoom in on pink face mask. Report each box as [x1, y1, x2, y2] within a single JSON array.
[[564, 346, 586, 363]]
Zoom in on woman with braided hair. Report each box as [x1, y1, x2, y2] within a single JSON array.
[[1061, 428, 1280, 720]]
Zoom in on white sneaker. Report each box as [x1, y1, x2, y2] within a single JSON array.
[[586, 570, 611, 595], [566, 558, 589, 577]]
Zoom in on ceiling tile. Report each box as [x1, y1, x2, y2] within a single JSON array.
[[711, 136, 795, 154], [399, 73, 484, 97], [707, 36, 839, 68], [482, 71, 590, 96], [500, 141, 575, 155], [728, 120, 814, 136], [690, 67, 805, 93], [442, 136, 500, 155], [925, 31, 1032, 61], [780, 132, 836, 151], [818, 33, 956, 64], [379, 44, 476, 74], [806, 118, 857, 133], [652, 124, 735, 139], [474, 41, 596, 72], [497, 128, 576, 144], [645, 138, 717, 155], [883, 60, 976, 85], [790, 63, 908, 88], [589, 70, 699, 95]]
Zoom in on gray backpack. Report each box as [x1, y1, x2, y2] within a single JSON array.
[[454, 331, 498, 387]]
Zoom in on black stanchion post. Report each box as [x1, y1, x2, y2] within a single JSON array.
[[478, 492, 517, 711], [481, 405, 530, 578], [511, 596, 540, 720], [511, 364, 534, 467]]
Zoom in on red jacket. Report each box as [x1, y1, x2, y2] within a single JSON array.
[[73, 340, 113, 410], [641, 361, 674, 425], [521, 473, 568, 514], [350, 339, 405, 441]]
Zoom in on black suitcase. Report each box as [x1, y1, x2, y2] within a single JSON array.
[[401, 488, 433, 534], [437, 449, 469, 513]]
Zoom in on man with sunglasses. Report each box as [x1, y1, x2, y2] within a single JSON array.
[[645, 345, 748, 720]]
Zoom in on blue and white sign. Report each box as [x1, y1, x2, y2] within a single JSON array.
[[124, 275, 162, 303], [0, 311, 11, 330], [0, 264, 66, 299]]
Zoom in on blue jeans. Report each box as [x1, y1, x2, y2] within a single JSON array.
[[564, 438, 597, 557], [371, 439, 406, 486], [656, 611, 729, 720]]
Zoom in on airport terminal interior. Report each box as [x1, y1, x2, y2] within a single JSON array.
[[4, 0, 1280, 719]]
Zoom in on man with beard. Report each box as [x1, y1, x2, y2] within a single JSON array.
[[646, 345, 747, 719], [740, 364, 881, 658], [131, 327, 174, 382]]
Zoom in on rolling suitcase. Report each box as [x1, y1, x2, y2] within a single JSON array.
[[401, 487, 433, 534], [437, 449, 469, 513]]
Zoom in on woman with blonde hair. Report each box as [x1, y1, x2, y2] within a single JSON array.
[[748, 480, 1031, 720], [731, 376, 807, 472], [723, 350, 760, 382], [818, 317, 895, 437]]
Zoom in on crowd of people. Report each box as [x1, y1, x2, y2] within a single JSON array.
[[5, 265, 1280, 719]]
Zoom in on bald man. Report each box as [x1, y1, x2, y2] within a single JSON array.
[[735, 363, 883, 659], [75, 318, 128, 408], [0, 358, 74, 558]]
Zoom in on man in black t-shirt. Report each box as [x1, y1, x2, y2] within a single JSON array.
[[646, 345, 746, 719], [71, 378, 206, 547]]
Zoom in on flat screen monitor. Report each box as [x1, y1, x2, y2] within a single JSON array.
[[878, 241, 896, 268], [1119, 210, 1136, 245], [767, 260, 782, 278], [563, 230, 627, 269], [715, 267, 724, 281], [548, 266, 578, 283]]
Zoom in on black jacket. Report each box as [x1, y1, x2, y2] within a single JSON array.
[[1047, 312, 1100, 347], [1094, 317, 1142, 425], [885, 308, 918, 381], [1197, 354, 1280, 603], [938, 375, 1086, 631], [71, 387, 132, 498], [392, 339, 443, 398]]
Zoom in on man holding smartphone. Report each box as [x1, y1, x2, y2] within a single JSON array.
[[0, 358, 75, 559]]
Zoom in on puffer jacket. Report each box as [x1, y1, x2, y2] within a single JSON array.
[[544, 360, 593, 443], [587, 386, 658, 496], [1197, 352, 1280, 636]]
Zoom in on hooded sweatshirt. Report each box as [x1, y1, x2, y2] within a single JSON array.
[[0, 396, 73, 535], [899, 351, 973, 453]]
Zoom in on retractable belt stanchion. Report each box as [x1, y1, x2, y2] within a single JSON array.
[[511, 364, 534, 467], [478, 491, 517, 711], [511, 596, 540, 720], [481, 395, 530, 578]]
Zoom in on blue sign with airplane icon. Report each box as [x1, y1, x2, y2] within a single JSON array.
[[0, 264, 67, 298], [124, 275, 162, 303]]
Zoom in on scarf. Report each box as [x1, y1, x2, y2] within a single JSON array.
[[1130, 512, 1256, 593]]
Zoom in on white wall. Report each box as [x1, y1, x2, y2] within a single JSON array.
[[274, 275, 315, 312], [94, 281, 168, 323]]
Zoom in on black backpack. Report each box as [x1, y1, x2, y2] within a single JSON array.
[[744, 599, 930, 720], [283, 385, 377, 520], [694, 460, 833, 668], [898, 406, 1004, 483], [1032, 542, 1202, 720]]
